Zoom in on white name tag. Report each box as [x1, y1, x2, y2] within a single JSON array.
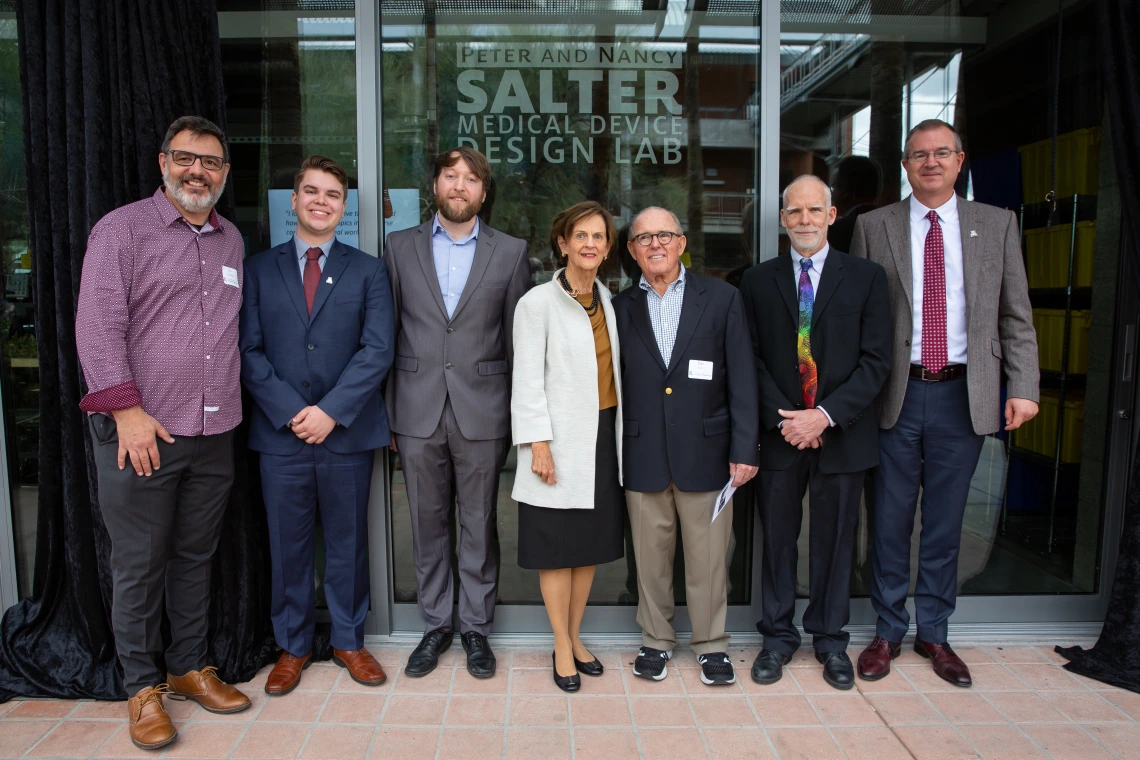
[[222, 265, 239, 288], [689, 359, 713, 380]]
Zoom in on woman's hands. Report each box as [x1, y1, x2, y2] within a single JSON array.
[[530, 441, 557, 485]]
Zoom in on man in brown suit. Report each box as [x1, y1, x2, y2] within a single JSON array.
[[851, 119, 1039, 687]]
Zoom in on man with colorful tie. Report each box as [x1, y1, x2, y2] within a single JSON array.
[[851, 119, 1039, 686], [740, 175, 891, 690], [240, 155, 395, 694]]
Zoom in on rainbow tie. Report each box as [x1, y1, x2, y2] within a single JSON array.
[[798, 258, 818, 408]]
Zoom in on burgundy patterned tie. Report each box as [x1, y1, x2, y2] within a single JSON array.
[[922, 210, 948, 373], [303, 247, 322, 315]]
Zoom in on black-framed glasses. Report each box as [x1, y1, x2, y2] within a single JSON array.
[[906, 148, 959, 163], [633, 231, 682, 247], [166, 149, 225, 172]]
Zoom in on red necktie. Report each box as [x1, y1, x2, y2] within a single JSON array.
[[303, 247, 322, 315], [922, 210, 948, 373]]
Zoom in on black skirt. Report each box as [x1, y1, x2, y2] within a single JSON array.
[[517, 406, 625, 570]]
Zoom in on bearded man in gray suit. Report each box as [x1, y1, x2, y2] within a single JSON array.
[[384, 147, 529, 679], [850, 119, 1039, 688]]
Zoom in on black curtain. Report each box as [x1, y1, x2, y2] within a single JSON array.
[[0, 0, 278, 701], [1056, 0, 1140, 692]]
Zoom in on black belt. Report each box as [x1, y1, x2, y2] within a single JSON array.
[[910, 364, 966, 381]]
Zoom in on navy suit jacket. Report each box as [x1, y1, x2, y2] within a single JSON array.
[[240, 238, 395, 455], [612, 273, 760, 493]]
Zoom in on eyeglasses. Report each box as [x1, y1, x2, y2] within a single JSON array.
[[633, 231, 681, 247], [166, 149, 225, 172], [906, 148, 959, 163]]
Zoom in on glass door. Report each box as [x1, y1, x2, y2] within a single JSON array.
[[378, 0, 765, 633]]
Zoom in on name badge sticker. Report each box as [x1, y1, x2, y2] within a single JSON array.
[[222, 265, 239, 288], [689, 360, 713, 380]]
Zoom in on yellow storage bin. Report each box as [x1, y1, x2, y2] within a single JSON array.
[[1025, 221, 1096, 289], [1018, 127, 1101, 203], [1032, 308, 1090, 374], [1011, 390, 1084, 463]]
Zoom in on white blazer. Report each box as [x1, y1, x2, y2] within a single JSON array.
[[510, 271, 623, 509]]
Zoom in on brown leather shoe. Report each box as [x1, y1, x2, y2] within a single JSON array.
[[857, 637, 902, 681], [914, 638, 972, 687], [333, 648, 388, 686], [127, 685, 177, 750], [167, 666, 251, 714], [265, 651, 312, 695]]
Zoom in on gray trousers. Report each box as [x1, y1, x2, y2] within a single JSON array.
[[395, 398, 507, 636], [89, 415, 234, 694]]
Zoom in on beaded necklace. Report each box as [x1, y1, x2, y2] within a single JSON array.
[[558, 270, 600, 316]]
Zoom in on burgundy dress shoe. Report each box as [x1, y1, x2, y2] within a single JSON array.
[[914, 638, 972, 687], [265, 651, 312, 695], [333, 648, 388, 686], [857, 637, 901, 681]]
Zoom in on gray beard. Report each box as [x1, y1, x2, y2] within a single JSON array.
[[164, 169, 225, 215]]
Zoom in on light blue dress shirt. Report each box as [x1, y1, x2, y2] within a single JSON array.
[[293, 235, 333, 279], [432, 214, 481, 318], [638, 264, 686, 366]]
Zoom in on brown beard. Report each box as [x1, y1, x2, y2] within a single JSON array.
[[436, 190, 482, 224]]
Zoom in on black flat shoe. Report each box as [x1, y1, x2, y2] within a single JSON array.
[[574, 655, 604, 677], [406, 629, 453, 677], [552, 652, 581, 692]]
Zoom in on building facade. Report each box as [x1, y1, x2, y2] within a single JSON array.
[[0, 0, 1130, 640]]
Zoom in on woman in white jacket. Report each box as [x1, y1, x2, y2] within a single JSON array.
[[511, 201, 623, 693]]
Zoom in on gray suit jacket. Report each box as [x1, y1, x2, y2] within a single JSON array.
[[850, 197, 1039, 435], [383, 219, 530, 440]]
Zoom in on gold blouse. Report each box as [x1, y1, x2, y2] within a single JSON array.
[[575, 289, 618, 411]]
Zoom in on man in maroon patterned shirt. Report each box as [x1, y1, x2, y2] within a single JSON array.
[[75, 116, 251, 751]]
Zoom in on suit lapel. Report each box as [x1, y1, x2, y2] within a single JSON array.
[[276, 241, 310, 326], [958, 198, 982, 318], [308, 240, 350, 323], [885, 203, 913, 312], [667, 275, 706, 376], [811, 251, 844, 321], [773, 255, 798, 323], [450, 227, 497, 322], [413, 220, 449, 320], [628, 287, 667, 373]]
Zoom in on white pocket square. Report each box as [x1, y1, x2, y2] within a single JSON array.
[[970, 230, 978, 237]]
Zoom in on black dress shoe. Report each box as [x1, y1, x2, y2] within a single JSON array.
[[816, 651, 855, 690], [553, 652, 581, 692], [461, 631, 497, 679], [751, 649, 790, 685], [405, 629, 453, 677], [574, 655, 604, 677]]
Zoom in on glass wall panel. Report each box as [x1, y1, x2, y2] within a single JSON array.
[[382, 0, 763, 606], [0, 11, 35, 601], [778, 0, 1116, 596], [218, 0, 359, 608]]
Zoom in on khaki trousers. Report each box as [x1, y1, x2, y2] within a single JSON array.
[[626, 484, 732, 655]]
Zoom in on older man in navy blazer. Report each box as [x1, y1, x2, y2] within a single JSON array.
[[240, 156, 394, 695], [612, 207, 760, 688]]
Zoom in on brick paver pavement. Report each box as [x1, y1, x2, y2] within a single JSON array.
[[2, 644, 1137, 759]]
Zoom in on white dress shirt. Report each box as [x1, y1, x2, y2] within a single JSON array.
[[909, 194, 968, 365], [787, 243, 834, 427]]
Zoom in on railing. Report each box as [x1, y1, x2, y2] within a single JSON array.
[[780, 33, 870, 111], [703, 192, 753, 226]]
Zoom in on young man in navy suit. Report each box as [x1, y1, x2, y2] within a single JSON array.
[[240, 156, 395, 694]]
